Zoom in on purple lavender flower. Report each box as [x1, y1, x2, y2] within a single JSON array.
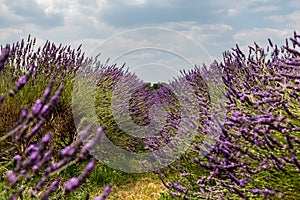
[[40, 179, 60, 200], [65, 177, 79, 193], [5, 171, 16, 183], [0, 45, 10, 70], [41, 133, 51, 143], [84, 159, 96, 174], [13, 155, 22, 163], [94, 184, 113, 200]]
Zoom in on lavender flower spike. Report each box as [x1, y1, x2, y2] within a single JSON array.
[[94, 184, 113, 200], [65, 177, 80, 193], [0, 44, 10, 70]]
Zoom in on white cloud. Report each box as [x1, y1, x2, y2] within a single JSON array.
[[266, 11, 300, 39], [267, 11, 300, 27], [0, 1, 24, 23], [252, 0, 270, 3], [251, 5, 279, 13], [35, 0, 68, 14], [219, 0, 281, 17], [0, 28, 23, 41], [126, 0, 148, 6], [227, 8, 243, 16], [116, 0, 177, 7], [153, 22, 235, 63], [162, 22, 233, 41], [234, 28, 292, 52], [288, 0, 300, 7]]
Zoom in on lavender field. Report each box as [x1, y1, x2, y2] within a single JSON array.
[[0, 32, 299, 199]]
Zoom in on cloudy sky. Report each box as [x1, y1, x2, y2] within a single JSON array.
[[1, 0, 299, 82]]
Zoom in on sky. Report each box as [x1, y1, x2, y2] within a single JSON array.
[[1, 0, 299, 83]]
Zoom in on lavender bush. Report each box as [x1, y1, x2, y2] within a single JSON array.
[[0, 37, 112, 199], [0, 35, 84, 158], [157, 33, 300, 199]]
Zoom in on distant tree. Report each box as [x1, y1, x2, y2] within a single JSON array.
[[151, 82, 165, 90]]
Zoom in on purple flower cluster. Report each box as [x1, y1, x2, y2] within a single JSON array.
[[0, 44, 10, 71], [0, 37, 112, 199], [3, 126, 109, 200], [154, 33, 300, 199], [64, 158, 96, 193]]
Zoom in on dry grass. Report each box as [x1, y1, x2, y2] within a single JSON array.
[[92, 176, 167, 200]]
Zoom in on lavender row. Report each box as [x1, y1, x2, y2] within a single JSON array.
[[157, 32, 299, 199], [0, 38, 112, 199]]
